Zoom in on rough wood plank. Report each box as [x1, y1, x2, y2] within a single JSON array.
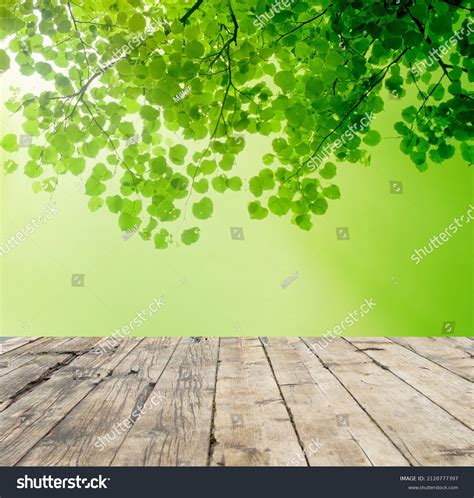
[[0, 353, 72, 412], [18, 337, 180, 466], [0, 337, 101, 378], [46, 337, 102, 354], [0, 337, 40, 355], [266, 337, 408, 466], [0, 338, 104, 411], [0, 338, 141, 466], [0, 338, 61, 377], [209, 337, 304, 467], [345, 338, 473, 429], [112, 337, 218, 466], [305, 339, 474, 466], [390, 337, 473, 382], [444, 337, 474, 353]]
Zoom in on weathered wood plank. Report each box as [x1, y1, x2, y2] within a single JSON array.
[[0, 337, 40, 355], [209, 337, 304, 467], [0, 338, 61, 377], [18, 337, 180, 466], [0, 337, 102, 378], [112, 337, 218, 466], [444, 337, 474, 354], [0, 353, 72, 412], [266, 337, 408, 466], [305, 339, 474, 466], [46, 337, 102, 354], [0, 338, 104, 411], [345, 338, 473, 429], [0, 338, 141, 466], [390, 337, 473, 382]]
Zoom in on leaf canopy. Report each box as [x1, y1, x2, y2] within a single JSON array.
[[0, 0, 472, 248]]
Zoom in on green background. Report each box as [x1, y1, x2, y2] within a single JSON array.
[[1, 66, 473, 338]]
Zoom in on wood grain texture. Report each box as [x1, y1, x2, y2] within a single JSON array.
[[345, 337, 473, 429], [210, 337, 305, 466], [305, 338, 474, 466], [112, 337, 218, 466], [266, 337, 409, 466], [0, 338, 141, 466], [0, 353, 72, 412], [0, 337, 41, 355], [1, 336, 471, 467], [390, 337, 473, 382], [18, 338, 180, 466]]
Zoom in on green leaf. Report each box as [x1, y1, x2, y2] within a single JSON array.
[[140, 105, 160, 121], [248, 201, 268, 220], [295, 214, 312, 231], [323, 185, 341, 200], [106, 195, 123, 214], [201, 160, 217, 175], [88, 197, 104, 212], [259, 168, 275, 190], [227, 176, 242, 191], [268, 196, 290, 216], [319, 162, 337, 179], [66, 157, 86, 175], [192, 197, 213, 220], [181, 227, 200, 245], [1, 134, 18, 152], [4, 159, 17, 174], [119, 212, 140, 231], [193, 178, 209, 193], [310, 197, 328, 215], [249, 176, 263, 197], [186, 40, 205, 58], [401, 106, 417, 123], [0, 49, 10, 72], [169, 144, 187, 165], [25, 161, 42, 178], [410, 151, 427, 171], [212, 175, 227, 193], [274, 71, 296, 93], [219, 154, 235, 171], [363, 130, 382, 146], [154, 229, 171, 249], [285, 104, 307, 125], [82, 141, 100, 158], [148, 57, 166, 78], [129, 13, 146, 32], [92, 163, 112, 181], [85, 176, 106, 196]]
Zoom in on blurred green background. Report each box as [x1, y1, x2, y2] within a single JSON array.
[[1, 66, 472, 338]]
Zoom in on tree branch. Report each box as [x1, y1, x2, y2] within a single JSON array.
[[180, 0, 204, 24], [276, 8, 329, 42], [284, 49, 409, 184]]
